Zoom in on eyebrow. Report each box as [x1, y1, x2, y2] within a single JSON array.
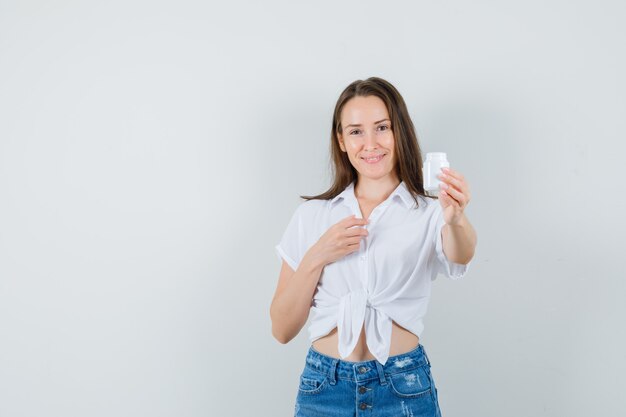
[[345, 118, 390, 129]]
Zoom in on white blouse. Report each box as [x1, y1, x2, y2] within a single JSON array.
[[275, 180, 472, 365]]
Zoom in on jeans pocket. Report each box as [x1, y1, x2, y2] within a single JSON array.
[[387, 365, 432, 399], [297, 366, 329, 395]]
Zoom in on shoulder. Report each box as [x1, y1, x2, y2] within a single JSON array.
[[284, 199, 328, 240], [413, 193, 439, 212], [294, 198, 328, 218], [414, 195, 443, 225]]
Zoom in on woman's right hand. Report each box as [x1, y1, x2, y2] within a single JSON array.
[[308, 214, 369, 267]]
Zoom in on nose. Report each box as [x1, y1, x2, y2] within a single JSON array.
[[363, 130, 379, 150]]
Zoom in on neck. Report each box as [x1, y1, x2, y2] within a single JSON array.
[[354, 175, 401, 203]]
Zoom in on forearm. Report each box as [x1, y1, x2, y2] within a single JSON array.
[[270, 252, 325, 344], [442, 213, 477, 264]]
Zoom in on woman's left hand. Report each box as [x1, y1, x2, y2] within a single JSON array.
[[437, 167, 471, 225]]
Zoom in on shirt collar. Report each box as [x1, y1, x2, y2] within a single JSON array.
[[330, 180, 414, 209]]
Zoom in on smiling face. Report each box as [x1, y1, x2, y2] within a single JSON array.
[[338, 95, 397, 183]]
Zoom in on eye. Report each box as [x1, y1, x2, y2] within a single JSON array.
[[350, 129, 361, 135], [378, 125, 390, 131]]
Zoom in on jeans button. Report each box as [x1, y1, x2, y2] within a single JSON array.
[[358, 386, 367, 394], [358, 366, 368, 374], [359, 403, 368, 410]]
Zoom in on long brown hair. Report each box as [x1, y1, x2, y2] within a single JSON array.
[[300, 76, 436, 207]]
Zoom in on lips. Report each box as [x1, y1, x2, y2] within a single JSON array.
[[361, 154, 386, 164]]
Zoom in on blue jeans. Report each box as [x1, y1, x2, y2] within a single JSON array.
[[294, 343, 442, 417]]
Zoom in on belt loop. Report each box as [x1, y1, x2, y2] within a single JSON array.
[[422, 345, 431, 366], [375, 360, 387, 386], [328, 359, 338, 385]]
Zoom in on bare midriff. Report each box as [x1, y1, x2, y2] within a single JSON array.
[[311, 320, 420, 362]]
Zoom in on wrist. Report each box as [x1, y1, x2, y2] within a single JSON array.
[[446, 212, 469, 228], [302, 250, 326, 273]]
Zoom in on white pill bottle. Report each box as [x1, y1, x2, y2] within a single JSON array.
[[422, 152, 450, 195]]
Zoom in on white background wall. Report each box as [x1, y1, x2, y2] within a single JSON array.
[[1, 1, 624, 416]]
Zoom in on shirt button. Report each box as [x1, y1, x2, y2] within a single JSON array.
[[358, 386, 367, 394], [358, 366, 368, 374], [359, 403, 368, 410]]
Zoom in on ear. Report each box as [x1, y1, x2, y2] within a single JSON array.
[[338, 133, 345, 152]]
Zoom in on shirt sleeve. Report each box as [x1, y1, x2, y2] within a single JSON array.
[[275, 203, 305, 271], [434, 203, 471, 280]]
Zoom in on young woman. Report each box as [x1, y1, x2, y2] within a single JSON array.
[[270, 77, 477, 417]]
